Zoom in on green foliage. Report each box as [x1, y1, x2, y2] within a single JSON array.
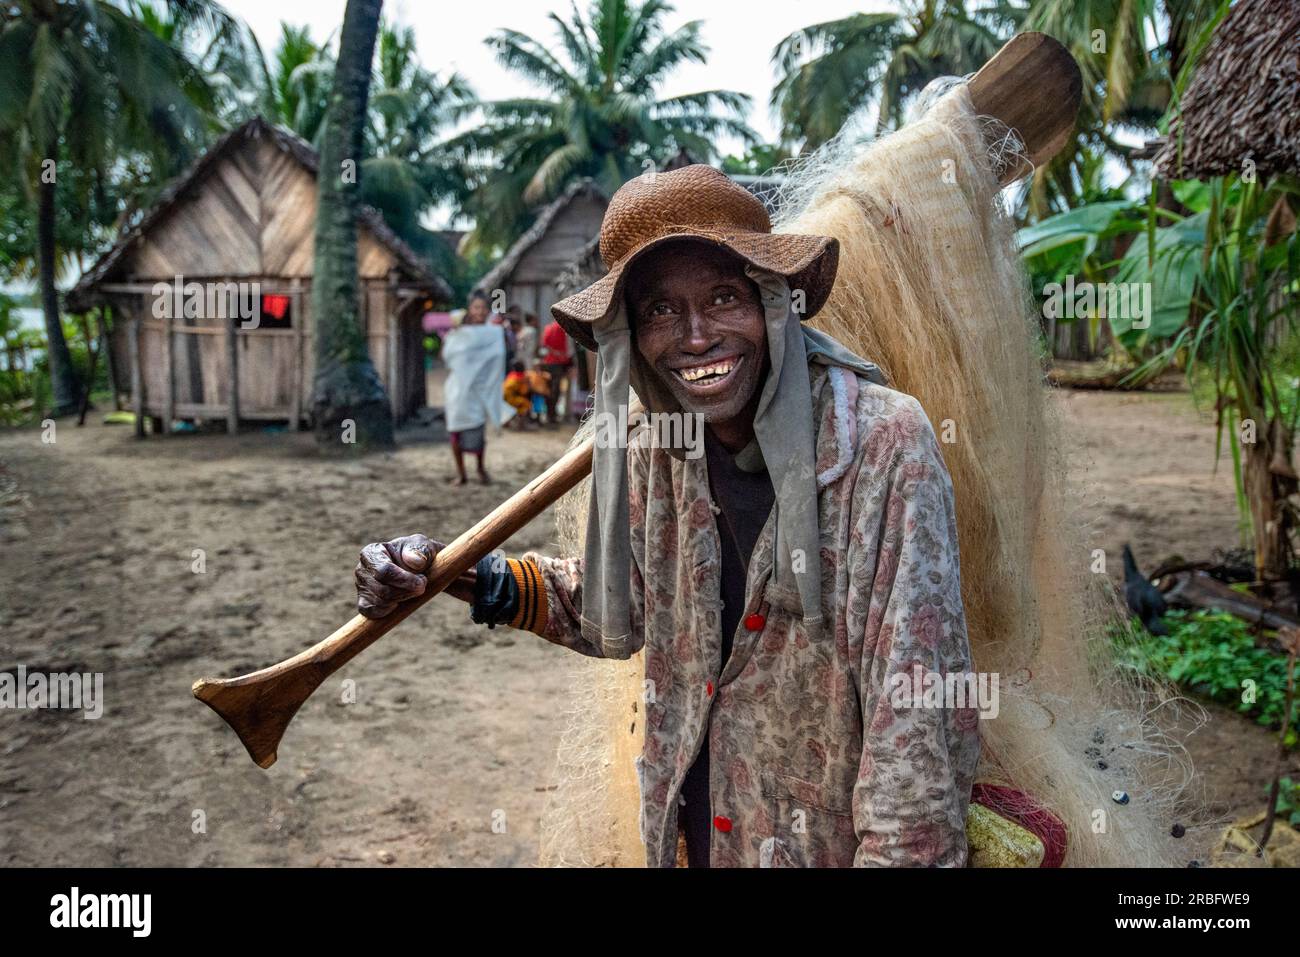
[[1018, 0, 1224, 217], [1108, 207, 1205, 343], [721, 144, 793, 176], [449, 0, 757, 252], [0, 295, 112, 425], [1113, 609, 1298, 741], [1018, 200, 1137, 261], [1274, 777, 1300, 827], [360, 23, 476, 257], [266, 23, 335, 144], [770, 2, 1015, 149]]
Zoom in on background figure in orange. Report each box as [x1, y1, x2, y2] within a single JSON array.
[[503, 361, 533, 429]]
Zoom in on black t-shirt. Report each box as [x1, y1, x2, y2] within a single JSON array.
[[679, 432, 775, 867]]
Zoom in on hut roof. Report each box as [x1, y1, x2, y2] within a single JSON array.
[[476, 178, 608, 294], [1154, 0, 1300, 180], [69, 116, 450, 309], [481, 165, 790, 301], [554, 235, 603, 300]]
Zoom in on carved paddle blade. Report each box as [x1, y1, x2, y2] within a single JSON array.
[[191, 667, 326, 769]]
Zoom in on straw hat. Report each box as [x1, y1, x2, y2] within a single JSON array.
[[550, 165, 839, 351]]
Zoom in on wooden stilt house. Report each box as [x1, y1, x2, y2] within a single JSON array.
[[67, 117, 450, 435]]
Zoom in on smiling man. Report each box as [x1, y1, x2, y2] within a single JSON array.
[[354, 165, 979, 868]]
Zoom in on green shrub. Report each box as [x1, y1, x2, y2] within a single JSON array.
[[1113, 609, 1297, 745]]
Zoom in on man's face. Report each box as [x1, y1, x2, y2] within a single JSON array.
[[626, 241, 768, 423]]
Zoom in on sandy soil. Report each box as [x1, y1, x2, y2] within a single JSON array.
[[0, 382, 1294, 866], [1056, 387, 1300, 860]]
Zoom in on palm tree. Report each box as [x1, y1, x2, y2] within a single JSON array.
[[250, 21, 470, 264], [132, 0, 269, 129], [1025, 0, 1218, 124], [771, 1, 1016, 150], [0, 0, 227, 416], [362, 22, 475, 256], [266, 24, 337, 145], [309, 0, 391, 450], [453, 0, 757, 252], [1017, 0, 1220, 217]]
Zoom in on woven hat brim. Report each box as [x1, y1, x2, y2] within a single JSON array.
[[550, 230, 839, 352]]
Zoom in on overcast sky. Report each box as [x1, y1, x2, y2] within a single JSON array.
[[227, 0, 901, 146]]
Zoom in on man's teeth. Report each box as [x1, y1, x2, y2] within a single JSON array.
[[678, 360, 735, 383]]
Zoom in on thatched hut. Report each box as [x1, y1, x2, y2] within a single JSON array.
[[68, 117, 450, 436], [1154, 0, 1299, 180]]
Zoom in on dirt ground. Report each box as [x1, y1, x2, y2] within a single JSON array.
[[0, 382, 1294, 866], [1055, 387, 1300, 860]]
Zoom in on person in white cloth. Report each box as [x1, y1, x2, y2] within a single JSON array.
[[442, 291, 512, 485]]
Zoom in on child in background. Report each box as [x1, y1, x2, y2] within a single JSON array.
[[526, 366, 551, 425], [503, 361, 533, 429]]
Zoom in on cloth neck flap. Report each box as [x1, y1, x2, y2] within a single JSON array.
[[580, 267, 885, 657], [748, 266, 821, 627], [581, 301, 635, 658]]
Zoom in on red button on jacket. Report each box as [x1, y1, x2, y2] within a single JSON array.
[[713, 815, 732, 833], [745, 613, 766, 631]]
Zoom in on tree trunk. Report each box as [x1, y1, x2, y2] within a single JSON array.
[[38, 175, 81, 416], [309, 0, 393, 451], [1245, 416, 1297, 581]]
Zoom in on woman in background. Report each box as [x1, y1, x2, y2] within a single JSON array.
[[442, 292, 510, 484]]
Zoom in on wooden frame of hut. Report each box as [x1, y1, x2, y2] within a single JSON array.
[[68, 117, 450, 436]]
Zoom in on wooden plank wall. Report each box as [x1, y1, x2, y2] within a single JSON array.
[[110, 278, 407, 429], [508, 193, 606, 322], [125, 138, 400, 282]]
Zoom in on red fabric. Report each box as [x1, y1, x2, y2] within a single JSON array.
[[262, 294, 290, 320], [541, 322, 572, 365], [970, 783, 1068, 867]]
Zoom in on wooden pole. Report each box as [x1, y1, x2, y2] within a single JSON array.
[[289, 277, 303, 430], [225, 307, 239, 435], [129, 313, 144, 440], [193, 421, 609, 768], [386, 273, 400, 421], [162, 306, 174, 435], [75, 309, 99, 427], [100, 304, 122, 412]]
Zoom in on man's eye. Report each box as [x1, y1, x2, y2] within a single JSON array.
[[649, 304, 675, 319], [713, 291, 736, 306]]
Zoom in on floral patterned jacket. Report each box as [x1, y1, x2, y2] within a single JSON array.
[[517, 364, 980, 867]]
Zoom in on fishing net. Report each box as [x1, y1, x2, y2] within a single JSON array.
[[538, 84, 1189, 867]]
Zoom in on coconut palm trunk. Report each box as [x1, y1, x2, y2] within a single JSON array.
[[310, 0, 393, 450], [37, 174, 81, 416]]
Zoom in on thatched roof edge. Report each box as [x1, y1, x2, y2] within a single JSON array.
[[1154, 0, 1300, 180], [475, 178, 608, 295]]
